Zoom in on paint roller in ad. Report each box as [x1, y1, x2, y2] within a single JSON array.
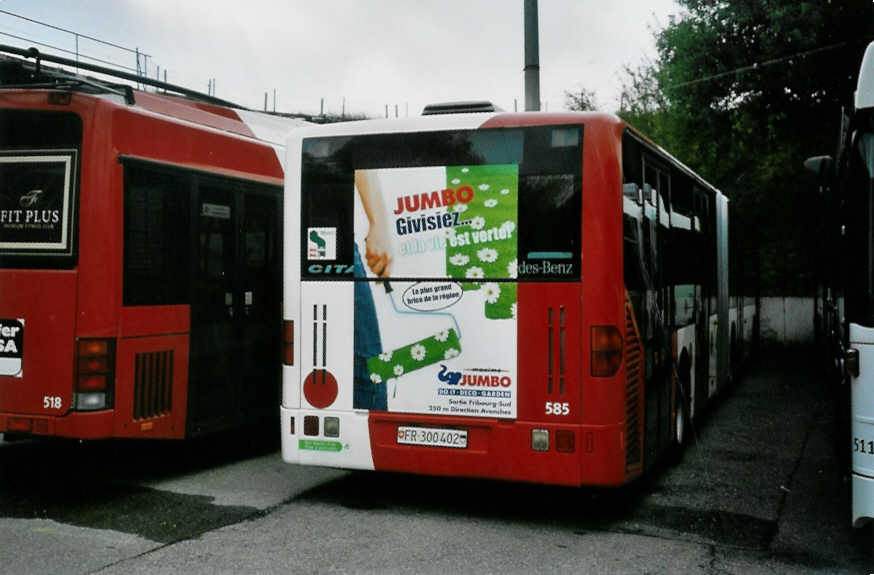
[[365, 281, 462, 397]]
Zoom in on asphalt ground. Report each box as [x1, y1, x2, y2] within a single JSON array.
[[0, 348, 871, 574]]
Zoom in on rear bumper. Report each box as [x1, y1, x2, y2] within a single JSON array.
[[280, 405, 632, 486], [853, 472, 874, 528], [0, 410, 114, 439]]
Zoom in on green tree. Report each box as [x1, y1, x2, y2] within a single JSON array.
[[565, 88, 599, 111], [616, 1, 874, 295]]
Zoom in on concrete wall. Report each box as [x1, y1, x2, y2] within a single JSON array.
[[759, 297, 813, 346]]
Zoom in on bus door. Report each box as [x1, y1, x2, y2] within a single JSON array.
[[188, 180, 281, 434], [641, 168, 673, 464]]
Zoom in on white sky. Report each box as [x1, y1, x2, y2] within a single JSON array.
[[0, 0, 680, 117]]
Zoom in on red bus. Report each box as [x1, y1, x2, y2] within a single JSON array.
[[0, 46, 307, 440], [281, 103, 756, 485]]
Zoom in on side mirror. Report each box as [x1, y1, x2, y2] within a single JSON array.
[[804, 155, 834, 180]]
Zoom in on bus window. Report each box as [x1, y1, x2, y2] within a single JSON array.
[[123, 165, 191, 306]]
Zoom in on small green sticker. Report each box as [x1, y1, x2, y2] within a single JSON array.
[[299, 439, 343, 452]]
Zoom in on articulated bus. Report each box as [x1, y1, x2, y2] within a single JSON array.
[[281, 104, 757, 485], [0, 46, 307, 440], [809, 40, 874, 526]]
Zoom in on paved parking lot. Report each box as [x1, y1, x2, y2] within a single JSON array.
[[0, 349, 870, 574]]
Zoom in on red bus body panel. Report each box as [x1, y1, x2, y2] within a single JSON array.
[[0, 270, 77, 417]]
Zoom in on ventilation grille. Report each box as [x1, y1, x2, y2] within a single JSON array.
[[547, 306, 566, 395], [134, 350, 173, 420], [624, 296, 644, 471]]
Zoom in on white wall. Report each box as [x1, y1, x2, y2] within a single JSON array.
[[759, 297, 813, 345]]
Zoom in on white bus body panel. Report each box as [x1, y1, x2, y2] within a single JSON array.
[[855, 41, 874, 111], [281, 114, 496, 469], [281, 405, 376, 469], [850, 322, 874, 526]]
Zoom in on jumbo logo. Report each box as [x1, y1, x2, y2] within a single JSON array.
[[437, 364, 462, 386], [437, 365, 512, 388]]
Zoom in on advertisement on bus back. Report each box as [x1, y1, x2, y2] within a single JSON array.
[[350, 164, 519, 418]]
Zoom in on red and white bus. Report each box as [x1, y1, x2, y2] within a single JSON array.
[[0, 46, 307, 440], [281, 103, 756, 485]]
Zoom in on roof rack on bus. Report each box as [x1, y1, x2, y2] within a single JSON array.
[[0, 44, 244, 109], [421, 101, 503, 115]]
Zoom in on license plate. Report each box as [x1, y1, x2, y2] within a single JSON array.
[[397, 426, 468, 449]]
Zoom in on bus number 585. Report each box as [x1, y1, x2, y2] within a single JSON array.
[[545, 402, 570, 416]]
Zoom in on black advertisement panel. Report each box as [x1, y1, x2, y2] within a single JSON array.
[[0, 149, 78, 257]]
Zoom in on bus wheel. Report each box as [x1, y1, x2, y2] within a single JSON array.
[[671, 347, 692, 461]]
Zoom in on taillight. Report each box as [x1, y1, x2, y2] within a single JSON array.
[[591, 325, 622, 377], [283, 320, 295, 366], [74, 338, 115, 411]]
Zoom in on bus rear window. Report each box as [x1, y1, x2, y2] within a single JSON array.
[[300, 125, 582, 281], [0, 111, 82, 266]]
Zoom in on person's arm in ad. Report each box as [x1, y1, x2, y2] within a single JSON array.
[[355, 171, 393, 278]]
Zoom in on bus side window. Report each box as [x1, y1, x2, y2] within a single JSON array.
[[123, 164, 191, 306]]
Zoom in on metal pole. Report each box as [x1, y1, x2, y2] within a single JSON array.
[[273, 88, 277, 112], [523, 0, 540, 111], [264, 92, 268, 111]]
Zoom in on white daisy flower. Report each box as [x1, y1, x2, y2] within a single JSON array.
[[500, 188, 510, 195], [470, 216, 486, 230], [393, 364, 404, 376], [461, 168, 469, 173], [511, 302, 517, 319], [466, 266, 484, 279], [451, 178, 461, 185], [379, 351, 393, 362], [478, 184, 490, 191], [453, 203, 468, 213], [477, 247, 498, 263], [410, 344, 427, 362], [370, 373, 382, 384], [434, 330, 449, 342], [484, 199, 498, 208], [449, 253, 470, 266], [444, 348, 460, 359], [507, 259, 518, 278], [483, 283, 501, 304]]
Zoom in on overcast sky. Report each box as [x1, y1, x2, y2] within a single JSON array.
[[0, 0, 680, 117]]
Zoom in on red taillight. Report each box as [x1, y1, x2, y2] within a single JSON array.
[[77, 374, 108, 392], [75, 338, 115, 408], [591, 325, 622, 377], [283, 320, 295, 366], [78, 339, 109, 357], [556, 429, 575, 453]]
